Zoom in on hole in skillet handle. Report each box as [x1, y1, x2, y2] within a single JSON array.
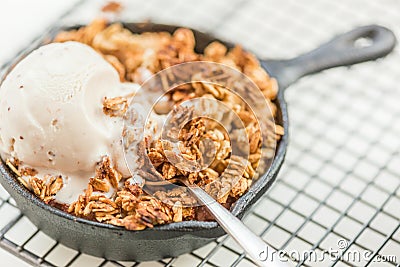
[[354, 37, 373, 48]]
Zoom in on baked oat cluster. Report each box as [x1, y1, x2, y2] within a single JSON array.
[[8, 19, 284, 230]]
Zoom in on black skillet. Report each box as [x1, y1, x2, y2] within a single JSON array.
[[0, 23, 396, 262]]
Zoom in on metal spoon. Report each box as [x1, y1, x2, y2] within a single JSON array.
[[146, 179, 290, 267]]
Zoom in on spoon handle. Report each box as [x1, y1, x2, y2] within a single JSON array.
[[186, 184, 290, 267]]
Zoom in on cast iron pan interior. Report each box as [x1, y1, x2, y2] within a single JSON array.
[[0, 23, 395, 261]]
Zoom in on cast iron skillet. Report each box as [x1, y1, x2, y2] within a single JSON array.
[[0, 23, 396, 262]]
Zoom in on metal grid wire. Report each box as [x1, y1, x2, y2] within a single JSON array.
[[1, 0, 400, 266]]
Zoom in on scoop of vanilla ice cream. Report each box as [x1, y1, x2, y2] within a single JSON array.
[[0, 41, 136, 202]]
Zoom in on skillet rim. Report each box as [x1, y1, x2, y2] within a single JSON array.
[[0, 22, 289, 233]]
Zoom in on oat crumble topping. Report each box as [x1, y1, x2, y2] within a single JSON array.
[[7, 19, 284, 230]]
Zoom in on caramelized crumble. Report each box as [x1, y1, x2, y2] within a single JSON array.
[[8, 20, 284, 230], [101, 1, 122, 13]]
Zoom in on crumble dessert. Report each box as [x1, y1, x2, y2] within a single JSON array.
[[0, 19, 283, 230]]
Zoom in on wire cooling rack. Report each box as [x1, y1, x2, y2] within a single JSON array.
[[1, 0, 399, 266]]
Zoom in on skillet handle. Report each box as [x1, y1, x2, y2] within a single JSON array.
[[261, 25, 396, 88]]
